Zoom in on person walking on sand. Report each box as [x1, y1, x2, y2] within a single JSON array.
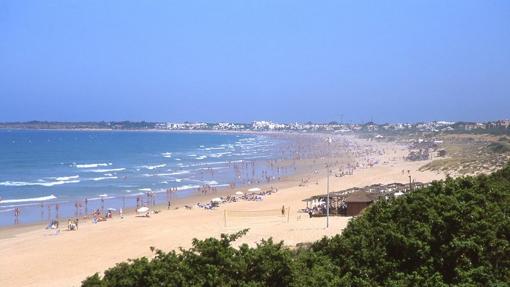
[[281, 205, 285, 216]]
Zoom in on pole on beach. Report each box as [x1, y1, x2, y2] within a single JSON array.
[[326, 136, 332, 229], [327, 167, 330, 228]]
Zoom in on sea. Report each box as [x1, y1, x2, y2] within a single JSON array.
[[0, 130, 292, 226]]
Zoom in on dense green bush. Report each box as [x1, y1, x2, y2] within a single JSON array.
[[83, 165, 510, 286]]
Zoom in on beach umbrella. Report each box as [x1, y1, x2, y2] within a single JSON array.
[[235, 191, 244, 196], [137, 206, 149, 213], [211, 197, 222, 203], [248, 187, 261, 192]]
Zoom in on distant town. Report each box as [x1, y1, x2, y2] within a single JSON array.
[[1, 120, 509, 136]]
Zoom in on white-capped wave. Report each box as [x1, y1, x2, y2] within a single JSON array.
[[205, 147, 225, 151], [140, 164, 167, 170], [161, 152, 172, 158], [139, 188, 152, 192], [89, 168, 126, 173], [0, 179, 80, 187], [91, 176, 118, 181], [75, 163, 112, 168], [176, 184, 200, 191], [208, 152, 231, 158], [88, 195, 115, 201], [196, 155, 207, 160], [0, 194, 57, 204], [54, 175, 80, 181], [168, 170, 190, 175]]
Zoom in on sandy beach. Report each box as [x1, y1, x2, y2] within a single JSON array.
[[0, 136, 445, 287]]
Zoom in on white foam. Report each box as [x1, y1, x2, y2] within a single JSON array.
[[168, 170, 190, 176], [208, 152, 231, 158], [140, 164, 167, 170], [139, 188, 152, 192], [89, 168, 126, 173], [161, 152, 172, 158], [91, 176, 118, 181], [176, 184, 200, 191], [0, 179, 80, 187], [0, 194, 57, 204], [196, 155, 207, 160], [54, 175, 80, 181], [154, 173, 175, 177], [75, 163, 112, 168], [205, 147, 225, 151]]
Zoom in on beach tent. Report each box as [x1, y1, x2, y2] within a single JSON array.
[[107, 208, 117, 211], [248, 187, 261, 192], [136, 206, 149, 213], [235, 191, 244, 196], [211, 198, 222, 203]]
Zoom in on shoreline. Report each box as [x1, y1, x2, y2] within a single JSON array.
[[0, 131, 352, 232], [0, 134, 446, 287]]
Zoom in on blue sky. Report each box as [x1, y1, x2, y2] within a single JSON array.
[[0, 0, 509, 123]]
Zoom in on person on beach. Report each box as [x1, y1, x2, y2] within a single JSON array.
[[281, 205, 285, 216]]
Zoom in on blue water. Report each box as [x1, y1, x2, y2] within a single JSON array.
[[0, 130, 290, 226]]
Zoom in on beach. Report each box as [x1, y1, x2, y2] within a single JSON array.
[[0, 135, 445, 287]]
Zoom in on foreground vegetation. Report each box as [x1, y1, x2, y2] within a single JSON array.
[[83, 165, 510, 286]]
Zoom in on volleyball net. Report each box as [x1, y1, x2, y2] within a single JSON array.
[[224, 207, 290, 227]]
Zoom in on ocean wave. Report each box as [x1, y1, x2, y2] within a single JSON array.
[[89, 168, 126, 173], [139, 188, 152, 192], [197, 166, 228, 171], [0, 194, 57, 204], [87, 195, 115, 201], [208, 152, 231, 158], [75, 163, 112, 168], [140, 164, 167, 170], [204, 146, 225, 151], [176, 184, 200, 191], [196, 155, 207, 160], [0, 179, 80, 187], [213, 183, 230, 187], [91, 176, 118, 181], [167, 170, 190, 176], [153, 173, 179, 177], [54, 175, 80, 181], [161, 152, 172, 158]]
